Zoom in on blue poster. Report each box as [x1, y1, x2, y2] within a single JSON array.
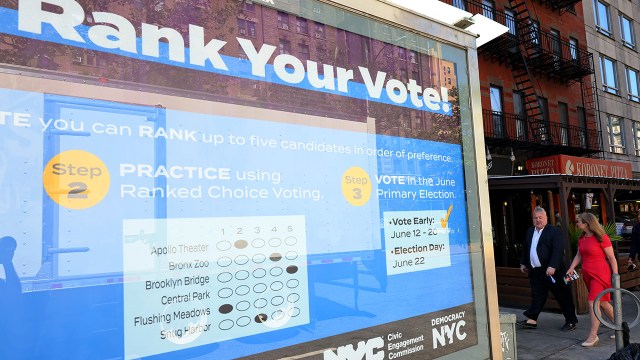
[[0, 0, 479, 358], [0, 88, 473, 359]]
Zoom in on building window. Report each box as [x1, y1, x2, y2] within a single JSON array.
[[299, 43, 310, 62], [550, 29, 561, 69], [538, 96, 549, 141], [453, 0, 466, 10], [314, 23, 325, 39], [86, 51, 95, 66], [400, 69, 408, 82], [237, 19, 256, 38], [71, 50, 104, 67], [530, 20, 540, 45], [600, 55, 619, 94], [578, 106, 587, 147], [608, 115, 625, 154], [482, 0, 494, 20], [384, 44, 393, 58], [279, 39, 291, 55], [569, 37, 578, 60], [242, 0, 255, 12], [559, 102, 569, 146], [513, 91, 526, 140], [620, 14, 635, 49], [490, 85, 504, 137], [634, 122, 640, 156], [594, 0, 612, 36], [550, 29, 561, 55], [409, 50, 418, 64], [398, 48, 406, 61], [627, 67, 640, 102], [296, 17, 309, 35], [505, 9, 516, 35], [72, 49, 83, 64], [277, 11, 290, 30]]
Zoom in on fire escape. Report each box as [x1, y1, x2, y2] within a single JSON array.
[[443, 0, 601, 157]]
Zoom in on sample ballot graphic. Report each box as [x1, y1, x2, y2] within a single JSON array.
[[123, 216, 308, 358]]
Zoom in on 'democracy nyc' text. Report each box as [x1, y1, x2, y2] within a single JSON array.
[[16, 0, 453, 115]]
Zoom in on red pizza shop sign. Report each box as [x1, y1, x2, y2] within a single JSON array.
[[526, 155, 632, 179]]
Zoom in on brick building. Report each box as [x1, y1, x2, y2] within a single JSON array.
[[584, 0, 640, 174], [435, 0, 640, 309]]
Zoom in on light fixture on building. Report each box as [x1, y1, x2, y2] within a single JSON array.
[[509, 147, 515, 162], [453, 17, 475, 30], [516, 164, 524, 171], [386, 0, 508, 47], [486, 145, 492, 161]]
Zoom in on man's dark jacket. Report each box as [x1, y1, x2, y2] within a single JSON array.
[[520, 224, 566, 272]]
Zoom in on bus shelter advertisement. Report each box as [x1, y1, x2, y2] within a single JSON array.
[[0, 0, 480, 359]]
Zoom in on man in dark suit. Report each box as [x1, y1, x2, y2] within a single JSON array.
[[517, 206, 578, 331], [627, 212, 640, 271]]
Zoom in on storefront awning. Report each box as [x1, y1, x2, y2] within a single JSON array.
[[488, 174, 640, 190], [526, 154, 632, 179]]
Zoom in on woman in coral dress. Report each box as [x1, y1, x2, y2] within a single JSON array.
[[567, 212, 618, 347]]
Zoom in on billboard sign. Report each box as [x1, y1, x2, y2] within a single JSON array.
[[0, 0, 490, 359]]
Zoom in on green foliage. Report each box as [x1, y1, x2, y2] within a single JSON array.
[[568, 222, 622, 252], [568, 222, 622, 256], [603, 223, 623, 242], [568, 223, 581, 248], [568, 222, 581, 255]]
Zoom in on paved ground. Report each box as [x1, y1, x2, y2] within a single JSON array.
[[500, 288, 640, 359]]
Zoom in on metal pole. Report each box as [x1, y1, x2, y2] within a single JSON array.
[[593, 285, 640, 351], [612, 274, 623, 351]]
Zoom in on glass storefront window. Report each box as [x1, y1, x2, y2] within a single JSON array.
[[0, 1, 491, 359]]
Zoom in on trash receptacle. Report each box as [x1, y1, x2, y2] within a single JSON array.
[[500, 313, 518, 360]]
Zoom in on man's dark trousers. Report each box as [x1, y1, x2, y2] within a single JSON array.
[[524, 267, 578, 323]]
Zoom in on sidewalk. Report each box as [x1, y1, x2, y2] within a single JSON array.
[[499, 289, 640, 360]]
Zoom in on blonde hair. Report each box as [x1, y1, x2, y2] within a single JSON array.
[[576, 212, 606, 242]]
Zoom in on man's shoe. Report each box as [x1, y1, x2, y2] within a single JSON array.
[[561, 322, 577, 331], [516, 320, 537, 329]]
